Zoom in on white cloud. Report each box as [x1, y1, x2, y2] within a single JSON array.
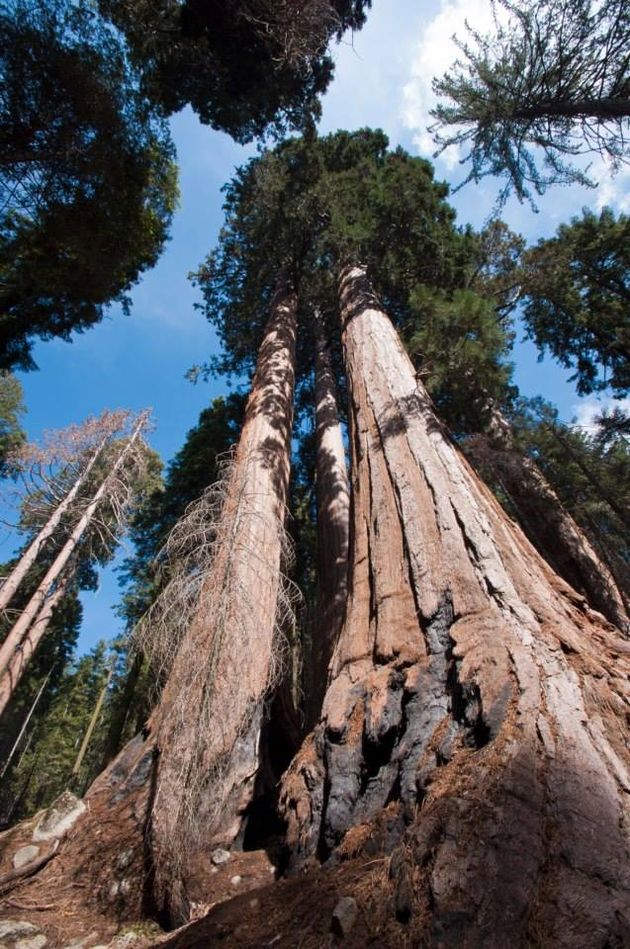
[[400, 0, 630, 217], [591, 159, 630, 214], [319, 0, 426, 143], [401, 0, 496, 164], [571, 396, 630, 435]]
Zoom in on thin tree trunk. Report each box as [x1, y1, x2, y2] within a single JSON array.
[[0, 663, 53, 779], [0, 434, 109, 616], [72, 666, 113, 780], [100, 653, 143, 768], [473, 402, 629, 634], [278, 265, 630, 946], [0, 417, 145, 684], [2, 740, 36, 828], [148, 281, 297, 922], [0, 578, 68, 718], [308, 316, 349, 724]]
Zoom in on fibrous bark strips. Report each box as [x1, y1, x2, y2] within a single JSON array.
[[148, 281, 297, 920], [2, 271, 629, 948], [279, 266, 630, 945]]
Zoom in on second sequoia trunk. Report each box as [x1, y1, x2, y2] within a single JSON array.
[[309, 318, 350, 723], [0, 284, 297, 940], [149, 281, 297, 920], [279, 266, 630, 946]]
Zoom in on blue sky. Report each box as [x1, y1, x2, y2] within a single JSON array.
[[4, 0, 628, 654]]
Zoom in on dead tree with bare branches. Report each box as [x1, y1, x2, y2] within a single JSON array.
[[0, 412, 151, 716], [0, 410, 130, 615]]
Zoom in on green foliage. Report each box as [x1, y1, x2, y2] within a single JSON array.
[[0, 371, 25, 472], [431, 0, 630, 204], [465, 218, 526, 317], [508, 397, 630, 585], [0, 0, 178, 370], [521, 208, 630, 396], [195, 130, 472, 383], [98, 0, 370, 142], [0, 644, 112, 823], [403, 287, 514, 435], [0, 566, 82, 821], [520, 208, 630, 396], [0, 473, 127, 776]]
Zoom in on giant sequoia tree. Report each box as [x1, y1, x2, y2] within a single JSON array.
[[0, 133, 628, 947]]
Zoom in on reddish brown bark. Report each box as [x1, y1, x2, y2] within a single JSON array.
[[467, 402, 630, 634], [308, 318, 350, 723], [148, 282, 297, 921], [0, 284, 298, 939], [277, 266, 630, 946], [3, 274, 629, 947]]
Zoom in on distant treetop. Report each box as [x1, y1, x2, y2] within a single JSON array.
[[98, 0, 372, 141]]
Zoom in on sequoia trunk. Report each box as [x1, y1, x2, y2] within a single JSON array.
[[0, 284, 297, 940], [470, 402, 629, 634], [278, 265, 630, 946], [148, 281, 297, 921], [308, 318, 349, 722]]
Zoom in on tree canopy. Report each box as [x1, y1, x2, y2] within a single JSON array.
[[520, 207, 630, 396], [0, 643, 112, 824], [0, 372, 25, 472], [195, 129, 474, 383], [430, 0, 630, 203], [0, 0, 178, 370], [509, 396, 630, 591], [98, 0, 371, 142]]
